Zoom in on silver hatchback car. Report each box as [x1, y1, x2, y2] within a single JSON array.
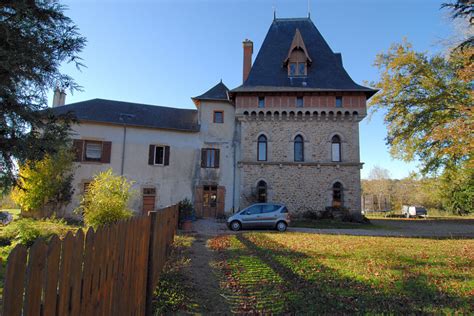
[[227, 203, 290, 232]]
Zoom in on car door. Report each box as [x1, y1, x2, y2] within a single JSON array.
[[260, 204, 278, 227], [240, 205, 262, 228]]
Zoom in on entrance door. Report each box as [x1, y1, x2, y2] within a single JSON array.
[[142, 188, 156, 214], [202, 185, 218, 217]]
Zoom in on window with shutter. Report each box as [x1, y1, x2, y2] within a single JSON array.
[[201, 148, 220, 168], [149, 145, 170, 166]]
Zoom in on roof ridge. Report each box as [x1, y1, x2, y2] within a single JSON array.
[[67, 98, 196, 112]]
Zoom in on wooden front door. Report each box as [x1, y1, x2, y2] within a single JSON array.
[[195, 185, 226, 218], [203, 185, 218, 218], [142, 188, 156, 214]]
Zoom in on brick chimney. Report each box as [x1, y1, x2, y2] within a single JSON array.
[[52, 87, 66, 107], [242, 39, 253, 83]]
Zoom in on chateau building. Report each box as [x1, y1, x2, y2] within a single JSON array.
[[50, 17, 376, 218]]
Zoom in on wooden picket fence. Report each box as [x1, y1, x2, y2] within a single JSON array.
[[1, 205, 179, 316]]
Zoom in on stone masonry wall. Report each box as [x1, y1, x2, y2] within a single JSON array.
[[238, 117, 362, 214], [240, 164, 361, 214]]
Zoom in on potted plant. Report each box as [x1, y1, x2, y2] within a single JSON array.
[[178, 198, 194, 231]]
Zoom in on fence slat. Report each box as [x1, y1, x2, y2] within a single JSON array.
[[79, 227, 94, 315], [2, 244, 28, 316], [43, 235, 61, 316], [69, 229, 84, 316], [24, 239, 48, 316], [57, 231, 74, 316]]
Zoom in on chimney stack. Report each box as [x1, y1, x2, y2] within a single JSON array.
[[52, 87, 66, 107], [242, 39, 253, 83]]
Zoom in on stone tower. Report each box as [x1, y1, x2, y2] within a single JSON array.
[[229, 17, 377, 215]]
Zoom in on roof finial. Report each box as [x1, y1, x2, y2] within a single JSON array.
[[273, 5, 276, 20], [307, 0, 311, 18]]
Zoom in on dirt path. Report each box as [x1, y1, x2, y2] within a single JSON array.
[[185, 234, 230, 314]]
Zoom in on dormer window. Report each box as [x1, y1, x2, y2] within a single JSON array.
[[284, 29, 312, 78], [289, 62, 306, 76]]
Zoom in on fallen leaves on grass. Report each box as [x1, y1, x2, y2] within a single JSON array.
[[209, 232, 474, 314]]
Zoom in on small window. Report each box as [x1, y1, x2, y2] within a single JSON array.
[[201, 149, 220, 168], [257, 135, 267, 161], [84, 141, 102, 161], [143, 188, 156, 196], [154, 146, 165, 165], [336, 96, 343, 108], [258, 97, 265, 108], [331, 135, 341, 162], [294, 135, 304, 162], [296, 97, 304, 107], [280, 207, 288, 214], [213, 111, 224, 123], [298, 63, 305, 75], [288, 62, 306, 77], [289, 63, 297, 76]]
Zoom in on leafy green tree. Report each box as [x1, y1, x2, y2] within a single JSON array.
[[78, 169, 136, 228], [439, 167, 474, 214], [0, 0, 86, 190], [369, 40, 473, 174], [11, 147, 75, 216]]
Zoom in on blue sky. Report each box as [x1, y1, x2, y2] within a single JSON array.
[[56, 0, 455, 179]]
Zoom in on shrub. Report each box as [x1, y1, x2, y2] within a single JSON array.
[[0, 217, 76, 247], [77, 169, 136, 228], [302, 209, 332, 220], [178, 198, 194, 223], [11, 148, 75, 217]]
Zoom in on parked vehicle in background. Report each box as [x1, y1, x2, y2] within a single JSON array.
[[227, 203, 290, 232], [402, 205, 428, 218]]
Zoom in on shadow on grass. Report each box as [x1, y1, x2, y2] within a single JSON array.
[[215, 233, 472, 314]]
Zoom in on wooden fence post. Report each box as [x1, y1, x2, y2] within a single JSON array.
[[145, 211, 157, 316]]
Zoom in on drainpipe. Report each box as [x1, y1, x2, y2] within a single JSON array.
[[232, 120, 241, 214], [121, 124, 127, 175]]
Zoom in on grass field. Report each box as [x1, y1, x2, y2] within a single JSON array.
[[208, 233, 474, 314]]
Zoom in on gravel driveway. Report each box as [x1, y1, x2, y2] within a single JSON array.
[[188, 218, 474, 238]]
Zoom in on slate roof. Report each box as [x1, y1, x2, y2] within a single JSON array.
[[46, 99, 200, 132], [231, 18, 377, 97], [192, 81, 230, 102]]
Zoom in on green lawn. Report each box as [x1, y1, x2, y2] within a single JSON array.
[[209, 233, 474, 314]]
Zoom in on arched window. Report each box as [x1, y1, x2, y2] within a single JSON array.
[[257, 180, 267, 203], [331, 135, 341, 162], [332, 182, 343, 207], [294, 135, 304, 162], [257, 135, 267, 161]]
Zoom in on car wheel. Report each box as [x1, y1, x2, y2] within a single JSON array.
[[276, 221, 287, 232], [230, 221, 241, 231]]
